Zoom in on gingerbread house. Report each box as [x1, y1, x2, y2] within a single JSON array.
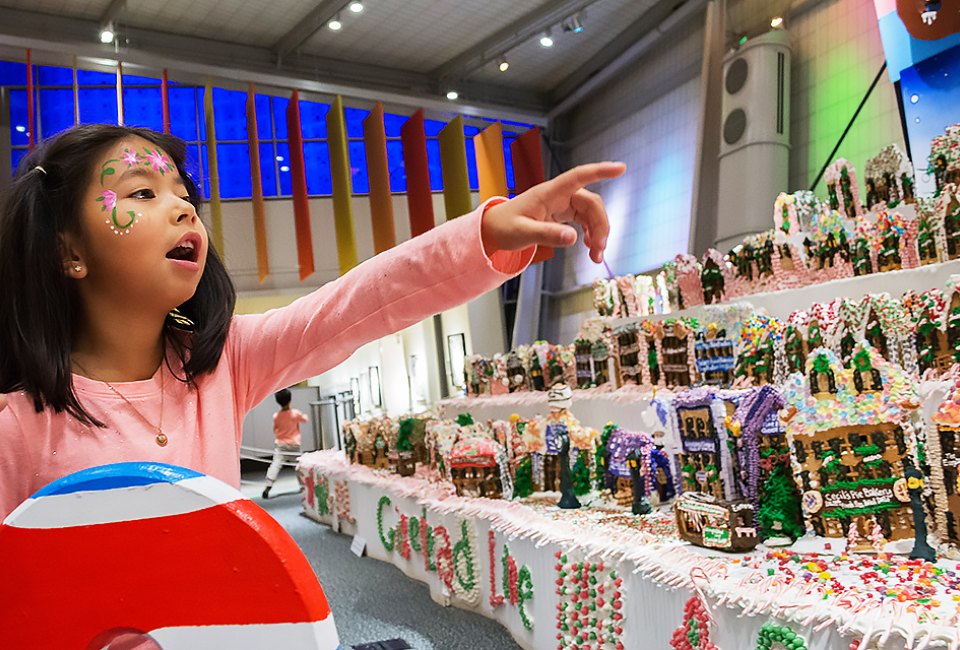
[[694, 323, 735, 387], [727, 386, 802, 544], [916, 195, 944, 265], [674, 493, 759, 552], [615, 324, 644, 386], [905, 289, 952, 374], [660, 320, 695, 388], [864, 144, 915, 210], [781, 344, 920, 542], [700, 249, 728, 305], [505, 350, 528, 393], [928, 125, 960, 193], [605, 427, 673, 507], [674, 253, 704, 308], [929, 378, 960, 549], [736, 314, 784, 386], [824, 158, 863, 218], [449, 437, 509, 499], [940, 184, 960, 259], [672, 388, 735, 501]]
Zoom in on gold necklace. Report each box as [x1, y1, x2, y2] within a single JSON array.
[[73, 358, 168, 447]]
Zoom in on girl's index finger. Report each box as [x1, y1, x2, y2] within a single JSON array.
[[553, 162, 626, 194]]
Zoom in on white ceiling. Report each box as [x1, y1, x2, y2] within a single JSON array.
[[0, 0, 691, 114]]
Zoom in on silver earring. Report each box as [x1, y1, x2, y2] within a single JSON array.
[[74, 265, 82, 272]]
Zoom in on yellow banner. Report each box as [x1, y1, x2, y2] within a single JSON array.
[[363, 102, 396, 254], [438, 115, 473, 220], [327, 95, 359, 274], [203, 80, 224, 255]]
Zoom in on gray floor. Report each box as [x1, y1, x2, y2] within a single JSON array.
[[242, 466, 521, 650]]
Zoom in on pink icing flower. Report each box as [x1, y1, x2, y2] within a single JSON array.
[[98, 189, 116, 212], [121, 149, 140, 166]]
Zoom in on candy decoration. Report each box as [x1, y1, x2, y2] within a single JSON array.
[[754, 622, 808, 650], [669, 596, 718, 650], [0, 462, 339, 649]]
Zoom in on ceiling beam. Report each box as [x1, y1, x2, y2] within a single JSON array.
[[99, 0, 127, 27], [547, 0, 707, 119], [272, 0, 343, 62], [431, 0, 597, 82], [0, 7, 550, 123]]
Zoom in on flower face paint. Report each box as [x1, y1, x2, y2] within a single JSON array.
[[97, 147, 176, 235]]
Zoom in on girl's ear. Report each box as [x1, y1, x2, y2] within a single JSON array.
[[59, 232, 87, 279]]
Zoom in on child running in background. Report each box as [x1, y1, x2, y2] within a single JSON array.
[[0, 123, 622, 518], [262, 388, 307, 499]]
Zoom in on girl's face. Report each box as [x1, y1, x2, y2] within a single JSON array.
[[72, 136, 208, 314]]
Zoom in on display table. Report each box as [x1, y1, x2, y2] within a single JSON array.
[[298, 450, 960, 650]]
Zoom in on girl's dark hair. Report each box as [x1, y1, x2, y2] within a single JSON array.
[[275, 388, 292, 407], [0, 124, 236, 425]]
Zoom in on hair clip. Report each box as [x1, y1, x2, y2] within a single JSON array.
[[34, 165, 47, 176]]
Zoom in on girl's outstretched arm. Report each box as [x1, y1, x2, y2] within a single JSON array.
[[226, 162, 625, 415]]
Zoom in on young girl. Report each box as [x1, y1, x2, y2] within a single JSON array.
[[0, 124, 622, 519]]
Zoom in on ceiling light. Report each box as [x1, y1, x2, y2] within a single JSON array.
[[328, 14, 342, 30], [498, 57, 509, 72], [280, 165, 290, 172], [348, 1, 364, 13], [770, 16, 784, 28], [562, 11, 585, 33], [99, 23, 115, 44], [446, 90, 459, 100], [15, 125, 25, 133], [539, 30, 554, 48], [276, 155, 285, 162]]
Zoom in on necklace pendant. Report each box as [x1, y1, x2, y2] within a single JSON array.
[[156, 432, 168, 447]]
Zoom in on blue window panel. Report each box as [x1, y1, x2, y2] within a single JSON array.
[[9, 89, 29, 146], [383, 112, 407, 137], [386, 140, 406, 193], [216, 143, 252, 199], [122, 74, 159, 85], [123, 87, 163, 131], [303, 141, 332, 195], [348, 140, 368, 194], [464, 137, 479, 190], [168, 86, 199, 142], [211, 87, 247, 141], [77, 69, 116, 85], [272, 96, 289, 140], [0, 61, 25, 86], [344, 107, 369, 139], [11, 148, 28, 175], [258, 141, 278, 197], [299, 100, 329, 139], [38, 65, 73, 86], [503, 137, 516, 191], [424, 119, 446, 136], [183, 144, 206, 196], [254, 94, 272, 140], [78, 88, 118, 125], [39, 89, 75, 139], [426, 139, 442, 191], [463, 124, 480, 137], [275, 142, 292, 196]]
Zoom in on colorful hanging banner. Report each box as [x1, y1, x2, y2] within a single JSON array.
[[116, 62, 124, 126], [246, 84, 269, 283], [363, 102, 396, 254], [25, 49, 34, 150], [327, 95, 359, 274], [511, 127, 552, 263], [474, 121, 508, 201], [161, 69, 170, 134], [400, 108, 435, 238], [438, 115, 472, 220], [203, 80, 224, 255], [286, 89, 316, 280]]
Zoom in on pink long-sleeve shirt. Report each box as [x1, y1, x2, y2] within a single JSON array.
[[0, 202, 532, 519]]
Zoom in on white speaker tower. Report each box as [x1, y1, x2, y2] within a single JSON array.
[[715, 29, 791, 251]]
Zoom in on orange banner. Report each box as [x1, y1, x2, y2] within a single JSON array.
[[246, 84, 269, 283], [475, 122, 508, 202], [286, 89, 316, 280], [363, 102, 396, 254]]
